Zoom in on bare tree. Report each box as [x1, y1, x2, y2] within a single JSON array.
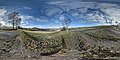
[[62, 18, 72, 31], [15, 18, 21, 29], [58, 8, 72, 31], [8, 12, 21, 30], [115, 21, 118, 26]]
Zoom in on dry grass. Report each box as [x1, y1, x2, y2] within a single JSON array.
[[23, 30, 61, 34]]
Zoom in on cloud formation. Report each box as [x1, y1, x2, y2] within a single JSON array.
[[19, 15, 49, 27], [1, 0, 120, 28], [23, 7, 31, 10], [0, 8, 8, 26], [45, 0, 120, 25]]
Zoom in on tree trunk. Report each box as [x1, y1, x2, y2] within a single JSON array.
[[16, 24, 17, 30], [13, 20, 14, 29], [15, 20, 18, 30]]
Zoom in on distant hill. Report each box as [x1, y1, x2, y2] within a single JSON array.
[[22, 27, 60, 31]]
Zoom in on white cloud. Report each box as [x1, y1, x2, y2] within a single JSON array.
[[0, 8, 7, 16], [23, 7, 31, 10], [55, 20, 60, 23], [20, 15, 48, 23], [47, 1, 65, 5], [0, 8, 8, 26], [19, 15, 49, 27], [59, 15, 65, 20], [46, 0, 120, 25], [41, 6, 63, 17], [102, 8, 120, 25], [0, 21, 6, 26]]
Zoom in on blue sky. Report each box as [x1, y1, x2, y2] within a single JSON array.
[[0, 0, 120, 28]]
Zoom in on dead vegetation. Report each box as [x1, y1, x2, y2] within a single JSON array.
[[73, 27, 120, 59], [0, 26, 120, 59], [20, 31, 63, 56]]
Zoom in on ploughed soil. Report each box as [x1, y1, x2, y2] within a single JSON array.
[[0, 25, 120, 60]]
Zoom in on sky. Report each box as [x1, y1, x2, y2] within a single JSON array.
[[0, 0, 120, 28]]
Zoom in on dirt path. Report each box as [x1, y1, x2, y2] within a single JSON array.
[[72, 28, 96, 47], [71, 32, 78, 50]]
